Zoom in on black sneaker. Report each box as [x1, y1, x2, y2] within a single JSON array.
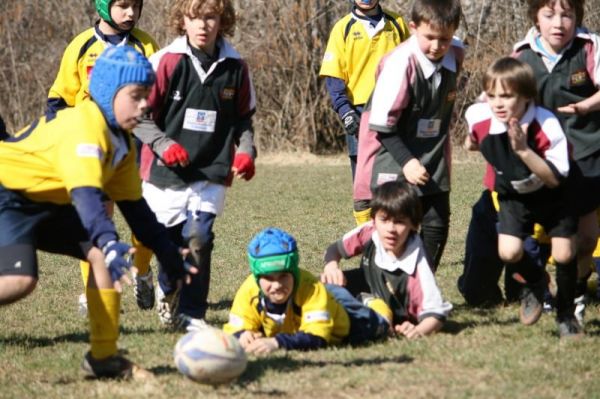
[[519, 284, 544, 325], [81, 351, 152, 380], [557, 316, 584, 339]]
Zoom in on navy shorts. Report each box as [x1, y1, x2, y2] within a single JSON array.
[[0, 185, 92, 277], [497, 190, 577, 239]]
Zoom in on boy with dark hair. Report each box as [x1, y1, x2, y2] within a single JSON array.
[[319, 0, 409, 195], [353, 0, 464, 271], [0, 46, 194, 378], [223, 228, 392, 354], [322, 181, 452, 339]]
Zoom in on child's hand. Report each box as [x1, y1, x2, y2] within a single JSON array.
[[507, 118, 529, 155], [321, 261, 346, 286], [244, 337, 279, 355], [395, 321, 424, 340], [402, 159, 429, 185], [162, 143, 190, 167], [232, 153, 255, 181], [238, 331, 264, 349], [557, 102, 589, 115]]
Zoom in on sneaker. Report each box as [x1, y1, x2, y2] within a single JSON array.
[[133, 269, 155, 310], [156, 284, 180, 328], [78, 293, 88, 316], [574, 295, 586, 326], [177, 314, 210, 332], [519, 283, 544, 325], [81, 351, 152, 380], [557, 316, 584, 339]]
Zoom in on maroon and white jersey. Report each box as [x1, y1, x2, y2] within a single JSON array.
[[465, 102, 569, 196], [335, 221, 452, 323]]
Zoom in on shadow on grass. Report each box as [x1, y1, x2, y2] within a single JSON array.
[[209, 299, 233, 311], [441, 303, 521, 334], [0, 326, 159, 348], [237, 353, 413, 384]]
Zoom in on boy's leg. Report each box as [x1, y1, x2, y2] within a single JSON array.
[[178, 211, 216, 325], [458, 190, 504, 306], [83, 247, 151, 379], [346, 133, 358, 181], [130, 233, 155, 310], [353, 200, 371, 226], [155, 222, 184, 328], [551, 236, 582, 338], [325, 284, 390, 345], [420, 192, 450, 273]]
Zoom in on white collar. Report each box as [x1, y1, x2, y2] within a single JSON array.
[[515, 27, 591, 57], [372, 231, 420, 274], [409, 35, 461, 79], [488, 101, 536, 134], [167, 35, 241, 61]]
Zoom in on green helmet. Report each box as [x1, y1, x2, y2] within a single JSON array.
[[247, 228, 300, 290], [95, 0, 143, 26], [95, 0, 113, 23]]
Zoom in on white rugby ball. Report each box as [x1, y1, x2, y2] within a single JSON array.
[[174, 327, 248, 384]]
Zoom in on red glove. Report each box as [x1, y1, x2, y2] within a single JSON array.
[[162, 143, 189, 167], [232, 153, 255, 181]]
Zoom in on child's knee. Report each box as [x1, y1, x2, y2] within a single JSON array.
[[498, 246, 523, 263]]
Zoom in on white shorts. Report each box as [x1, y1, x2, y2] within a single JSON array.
[[142, 181, 226, 227]]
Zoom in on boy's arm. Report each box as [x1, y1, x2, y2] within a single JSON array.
[[321, 242, 346, 286], [378, 134, 430, 185], [325, 77, 360, 137], [395, 316, 443, 339], [557, 90, 600, 115], [507, 119, 560, 188], [230, 60, 257, 181]]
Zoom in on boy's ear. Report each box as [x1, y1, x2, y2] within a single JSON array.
[[408, 21, 417, 33]]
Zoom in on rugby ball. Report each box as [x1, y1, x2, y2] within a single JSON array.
[[174, 327, 247, 384]]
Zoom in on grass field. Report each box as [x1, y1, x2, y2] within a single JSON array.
[[1, 156, 598, 399]]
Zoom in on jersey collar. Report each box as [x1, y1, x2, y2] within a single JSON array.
[[372, 231, 420, 274], [409, 35, 462, 79]]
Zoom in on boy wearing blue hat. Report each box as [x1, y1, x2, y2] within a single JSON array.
[[223, 228, 392, 354], [48, 0, 160, 313], [0, 46, 195, 379]]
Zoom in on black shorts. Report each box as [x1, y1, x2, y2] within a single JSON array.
[[497, 190, 577, 239], [568, 153, 600, 216], [0, 185, 92, 277]]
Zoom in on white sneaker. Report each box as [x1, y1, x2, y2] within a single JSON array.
[[133, 269, 155, 310], [156, 284, 180, 328], [574, 295, 586, 326], [78, 293, 88, 316]]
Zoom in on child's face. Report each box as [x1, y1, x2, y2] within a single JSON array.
[[485, 80, 529, 123], [536, 1, 577, 54], [354, 0, 379, 12], [110, 0, 142, 31], [373, 210, 415, 257], [409, 21, 455, 62], [259, 272, 294, 304], [113, 84, 150, 130], [184, 4, 221, 54]]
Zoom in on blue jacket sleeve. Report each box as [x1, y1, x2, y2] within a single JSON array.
[[274, 332, 328, 351], [325, 77, 354, 117], [70, 187, 118, 249], [116, 198, 185, 281]]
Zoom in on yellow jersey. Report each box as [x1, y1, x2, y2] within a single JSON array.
[[223, 269, 350, 344], [319, 10, 409, 106], [48, 26, 159, 107], [0, 100, 141, 204]]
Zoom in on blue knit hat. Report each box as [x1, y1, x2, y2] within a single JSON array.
[[89, 46, 155, 130], [247, 228, 300, 291]]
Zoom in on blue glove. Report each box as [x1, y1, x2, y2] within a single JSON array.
[[102, 241, 132, 282]]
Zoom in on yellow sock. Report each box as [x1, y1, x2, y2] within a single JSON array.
[[353, 208, 371, 226], [131, 234, 153, 275], [365, 297, 393, 326], [80, 261, 91, 287], [87, 287, 120, 359]]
